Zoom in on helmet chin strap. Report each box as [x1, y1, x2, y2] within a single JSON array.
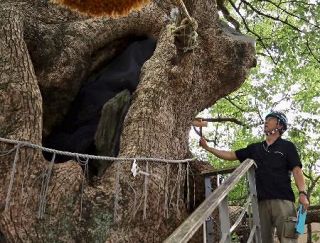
[[265, 128, 279, 136]]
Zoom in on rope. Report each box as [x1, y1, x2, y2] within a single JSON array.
[[38, 152, 56, 219], [164, 163, 170, 218], [0, 145, 18, 157], [113, 161, 121, 222], [142, 162, 149, 220], [176, 0, 193, 24], [176, 163, 182, 218], [0, 137, 195, 164], [5, 144, 21, 212], [186, 162, 190, 210], [129, 183, 138, 220], [170, 0, 198, 52], [78, 156, 89, 220]]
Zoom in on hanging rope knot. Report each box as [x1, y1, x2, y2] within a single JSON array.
[[169, 0, 199, 52], [170, 16, 199, 52], [181, 16, 198, 31]]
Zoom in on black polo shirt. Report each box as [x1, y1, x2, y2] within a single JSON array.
[[235, 137, 302, 202]]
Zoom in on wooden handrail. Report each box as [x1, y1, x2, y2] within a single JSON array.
[[247, 225, 257, 243], [164, 159, 255, 243], [230, 197, 251, 233]]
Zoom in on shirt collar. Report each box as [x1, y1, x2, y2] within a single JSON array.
[[263, 136, 282, 147]]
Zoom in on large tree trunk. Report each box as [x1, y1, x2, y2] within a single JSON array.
[[0, 0, 255, 242]]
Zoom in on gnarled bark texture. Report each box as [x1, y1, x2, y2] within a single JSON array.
[[0, 0, 256, 242]]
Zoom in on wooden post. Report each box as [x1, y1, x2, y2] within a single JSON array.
[[204, 176, 215, 242], [218, 197, 231, 243], [247, 166, 262, 243]]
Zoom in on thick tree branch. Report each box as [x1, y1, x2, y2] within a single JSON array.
[[217, 0, 241, 32], [199, 117, 248, 127]]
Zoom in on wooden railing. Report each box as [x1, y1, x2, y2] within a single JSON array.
[[164, 159, 262, 243]]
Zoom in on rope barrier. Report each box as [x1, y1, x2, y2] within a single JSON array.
[[0, 137, 196, 164], [0, 136, 195, 220]]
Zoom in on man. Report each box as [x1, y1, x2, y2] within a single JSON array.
[[198, 111, 309, 243]]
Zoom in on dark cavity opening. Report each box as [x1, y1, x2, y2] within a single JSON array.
[[42, 36, 156, 177], [0, 230, 6, 243]]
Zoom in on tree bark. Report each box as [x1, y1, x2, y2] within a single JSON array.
[[0, 0, 256, 241]]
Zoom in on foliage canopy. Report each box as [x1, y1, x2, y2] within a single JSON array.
[[191, 0, 320, 205]]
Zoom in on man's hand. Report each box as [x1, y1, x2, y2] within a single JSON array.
[[299, 193, 310, 212], [199, 137, 209, 150]]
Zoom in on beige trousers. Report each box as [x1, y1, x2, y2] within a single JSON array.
[[258, 199, 299, 243]]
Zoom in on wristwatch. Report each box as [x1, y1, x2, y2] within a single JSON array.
[[299, 191, 308, 197]]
